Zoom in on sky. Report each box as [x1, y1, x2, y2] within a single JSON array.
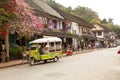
[[55, 0, 120, 25]]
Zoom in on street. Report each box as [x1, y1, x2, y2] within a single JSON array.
[[0, 47, 120, 80]]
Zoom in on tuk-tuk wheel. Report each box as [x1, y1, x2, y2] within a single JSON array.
[[54, 57, 59, 62], [44, 60, 47, 63], [30, 58, 34, 66]]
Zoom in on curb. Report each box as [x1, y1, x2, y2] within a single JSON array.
[[0, 61, 28, 69], [0, 49, 102, 69]]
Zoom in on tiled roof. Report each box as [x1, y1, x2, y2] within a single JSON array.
[[93, 24, 112, 32], [50, 6, 94, 28], [25, 0, 64, 19]]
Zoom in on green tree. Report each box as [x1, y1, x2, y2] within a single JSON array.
[[90, 18, 101, 24], [110, 25, 120, 35], [108, 18, 113, 24], [72, 6, 99, 22], [101, 18, 108, 24], [67, 6, 72, 13], [0, 0, 17, 27]]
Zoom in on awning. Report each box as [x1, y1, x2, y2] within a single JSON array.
[[77, 35, 96, 40], [42, 28, 79, 38]]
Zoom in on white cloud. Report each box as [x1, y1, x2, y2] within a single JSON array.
[[55, 0, 120, 25]]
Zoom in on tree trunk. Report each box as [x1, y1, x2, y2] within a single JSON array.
[[5, 28, 9, 61]]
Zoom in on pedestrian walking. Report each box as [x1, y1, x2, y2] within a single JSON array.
[[74, 43, 78, 54], [77, 44, 80, 51], [22, 47, 30, 64], [1, 50, 6, 63]]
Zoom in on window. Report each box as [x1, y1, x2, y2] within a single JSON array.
[[50, 42, 54, 47], [62, 22, 66, 30], [53, 20, 57, 29], [98, 31, 102, 36], [82, 27, 84, 32], [84, 28, 86, 32], [94, 32, 96, 36]]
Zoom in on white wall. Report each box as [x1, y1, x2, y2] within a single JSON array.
[[71, 22, 80, 46], [59, 20, 63, 30], [79, 26, 82, 36], [71, 22, 79, 35], [56, 21, 59, 29]]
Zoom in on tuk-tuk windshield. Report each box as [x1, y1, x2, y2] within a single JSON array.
[[30, 46, 37, 50]]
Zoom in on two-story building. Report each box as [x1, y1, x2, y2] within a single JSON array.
[[26, 0, 96, 50], [26, 0, 79, 49], [51, 6, 96, 50], [26, 0, 65, 36], [92, 24, 117, 47], [72, 15, 96, 49]]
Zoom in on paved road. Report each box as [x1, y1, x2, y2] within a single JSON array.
[[0, 47, 120, 80]]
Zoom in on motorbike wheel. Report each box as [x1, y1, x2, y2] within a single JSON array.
[[53, 56, 59, 62], [29, 58, 34, 66]]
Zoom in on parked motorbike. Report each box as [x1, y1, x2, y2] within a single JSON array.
[[66, 48, 73, 56]]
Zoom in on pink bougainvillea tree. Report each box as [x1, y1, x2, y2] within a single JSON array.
[[10, 0, 42, 39], [0, 0, 42, 38], [0, 0, 18, 38], [0, 0, 18, 60], [0, 0, 43, 60]]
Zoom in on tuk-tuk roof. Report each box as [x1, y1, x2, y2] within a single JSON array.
[[29, 37, 62, 44]]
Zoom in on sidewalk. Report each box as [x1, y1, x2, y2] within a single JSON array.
[[0, 60, 28, 69], [0, 48, 99, 69]]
